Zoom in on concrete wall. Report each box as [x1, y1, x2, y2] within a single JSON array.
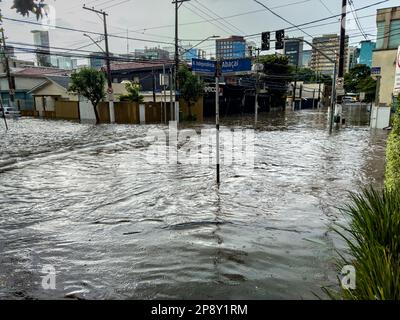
[[79, 99, 97, 122], [372, 49, 397, 105]]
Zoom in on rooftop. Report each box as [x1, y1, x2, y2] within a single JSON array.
[[14, 66, 70, 77], [109, 60, 174, 71]]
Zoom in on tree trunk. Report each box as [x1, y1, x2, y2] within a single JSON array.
[[93, 103, 100, 124]]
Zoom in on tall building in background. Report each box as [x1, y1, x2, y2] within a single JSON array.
[[284, 38, 304, 67], [359, 40, 376, 67], [372, 6, 400, 105], [301, 50, 312, 67], [346, 46, 360, 72], [310, 34, 349, 76], [216, 36, 246, 60], [31, 30, 51, 67], [89, 52, 107, 69], [134, 47, 170, 60], [51, 55, 74, 70]]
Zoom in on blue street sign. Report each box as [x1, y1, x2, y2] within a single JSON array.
[[192, 58, 216, 74], [371, 67, 381, 75], [221, 58, 252, 75]]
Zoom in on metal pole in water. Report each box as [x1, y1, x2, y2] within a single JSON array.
[[0, 95, 8, 131], [215, 64, 220, 185]]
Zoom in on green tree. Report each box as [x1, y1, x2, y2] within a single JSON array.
[[119, 81, 144, 103], [178, 64, 204, 121], [69, 68, 106, 124], [344, 64, 376, 102], [292, 67, 332, 85], [11, 0, 48, 19], [258, 54, 291, 108]]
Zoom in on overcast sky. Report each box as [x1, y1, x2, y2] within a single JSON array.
[[1, 0, 398, 63]]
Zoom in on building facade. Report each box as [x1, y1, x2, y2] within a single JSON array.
[[31, 30, 51, 67], [216, 36, 246, 60], [89, 52, 107, 69], [301, 50, 312, 67], [284, 38, 304, 67], [372, 6, 400, 105], [359, 40, 376, 67], [310, 34, 349, 76], [346, 46, 360, 72]]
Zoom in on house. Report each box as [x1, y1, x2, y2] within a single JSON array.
[[109, 60, 174, 93], [28, 75, 129, 120], [29, 76, 78, 117], [0, 66, 69, 111]]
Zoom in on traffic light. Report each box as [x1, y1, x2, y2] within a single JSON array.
[[275, 29, 285, 50], [261, 32, 270, 51]]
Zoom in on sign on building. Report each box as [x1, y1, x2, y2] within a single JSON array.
[[394, 46, 400, 95], [371, 67, 381, 76]]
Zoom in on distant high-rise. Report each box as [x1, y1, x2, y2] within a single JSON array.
[[284, 38, 304, 67], [346, 46, 360, 72], [216, 36, 246, 60], [31, 30, 51, 67], [359, 40, 376, 67], [310, 34, 349, 76], [301, 50, 312, 67], [89, 52, 108, 69]]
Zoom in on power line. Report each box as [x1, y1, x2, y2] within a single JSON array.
[[183, 3, 236, 36], [349, 0, 369, 40], [1, 16, 176, 46], [192, 0, 245, 35], [244, 0, 389, 38]]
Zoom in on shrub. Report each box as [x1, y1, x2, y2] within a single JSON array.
[[328, 188, 400, 300], [385, 95, 400, 192]]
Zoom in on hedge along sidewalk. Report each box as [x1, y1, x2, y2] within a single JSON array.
[[385, 95, 400, 192]]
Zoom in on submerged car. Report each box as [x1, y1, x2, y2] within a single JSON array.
[[0, 106, 21, 117]]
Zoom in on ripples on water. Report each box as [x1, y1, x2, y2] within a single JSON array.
[[0, 109, 387, 300]]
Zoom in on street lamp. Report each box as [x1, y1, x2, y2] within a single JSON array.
[[83, 33, 105, 54]]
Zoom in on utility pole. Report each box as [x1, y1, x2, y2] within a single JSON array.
[[83, 6, 115, 123], [254, 48, 261, 125], [172, 0, 190, 123], [152, 67, 156, 103], [292, 65, 298, 111], [215, 60, 221, 185], [335, 0, 347, 127], [1, 27, 16, 112]]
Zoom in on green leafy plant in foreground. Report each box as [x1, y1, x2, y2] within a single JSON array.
[[327, 188, 400, 300]]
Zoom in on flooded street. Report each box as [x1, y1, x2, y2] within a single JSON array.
[[0, 109, 387, 300]]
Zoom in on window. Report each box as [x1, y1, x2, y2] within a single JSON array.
[[376, 21, 385, 49], [389, 19, 400, 49]]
